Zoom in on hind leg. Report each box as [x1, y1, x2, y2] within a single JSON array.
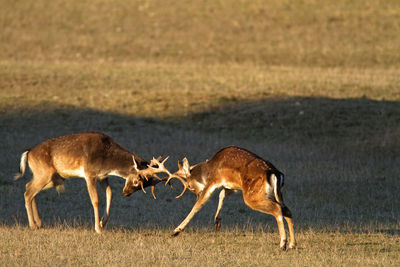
[[243, 194, 288, 250], [24, 181, 38, 229], [31, 198, 42, 228], [24, 175, 53, 229], [282, 206, 296, 249]]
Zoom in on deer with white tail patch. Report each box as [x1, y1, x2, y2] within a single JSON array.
[[164, 146, 296, 250], [15, 132, 169, 233]]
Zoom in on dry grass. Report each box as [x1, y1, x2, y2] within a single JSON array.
[[0, 225, 399, 266], [0, 0, 399, 266], [1, 0, 400, 67]]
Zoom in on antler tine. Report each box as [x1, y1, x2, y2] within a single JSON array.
[[132, 156, 174, 198], [150, 179, 163, 200], [133, 156, 168, 182], [143, 156, 170, 181], [165, 173, 188, 199], [136, 156, 188, 198], [161, 156, 170, 165], [133, 156, 153, 181], [149, 157, 159, 167], [139, 180, 147, 194], [149, 156, 169, 169], [147, 156, 188, 198], [139, 179, 161, 199]]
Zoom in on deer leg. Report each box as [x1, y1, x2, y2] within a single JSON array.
[[244, 194, 288, 250], [275, 210, 288, 250], [24, 175, 53, 229], [24, 181, 38, 229], [214, 188, 234, 231], [31, 198, 42, 228], [99, 178, 112, 228], [282, 206, 296, 249], [173, 185, 217, 236], [85, 177, 101, 234]]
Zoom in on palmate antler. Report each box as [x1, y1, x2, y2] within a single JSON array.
[[143, 156, 189, 199], [132, 156, 188, 199], [132, 156, 165, 199]]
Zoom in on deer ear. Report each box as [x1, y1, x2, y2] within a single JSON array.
[[182, 157, 191, 174], [132, 156, 138, 170], [177, 160, 182, 169]]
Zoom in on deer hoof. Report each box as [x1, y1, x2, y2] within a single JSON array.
[[172, 229, 182, 237], [35, 221, 43, 229], [214, 218, 221, 231], [100, 217, 108, 228], [29, 225, 38, 230]]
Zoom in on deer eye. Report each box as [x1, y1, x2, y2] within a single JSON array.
[[132, 179, 140, 187]]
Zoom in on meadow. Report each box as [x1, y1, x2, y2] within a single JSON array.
[[0, 0, 399, 266]]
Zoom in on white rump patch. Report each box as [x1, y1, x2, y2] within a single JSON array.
[[20, 151, 29, 173], [265, 181, 274, 196], [270, 173, 282, 204]]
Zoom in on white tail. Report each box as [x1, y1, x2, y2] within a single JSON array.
[[168, 146, 296, 250], [14, 150, 29, 180], [271, 173, 283, 204], [15, 132, 169, 233]]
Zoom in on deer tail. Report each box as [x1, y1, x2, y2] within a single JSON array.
[[270, 173, 284, 204], [14, 150, 29, 180]]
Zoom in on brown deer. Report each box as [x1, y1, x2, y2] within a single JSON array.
[[163, 146, 296, 250], [14, 132, 169, 233]]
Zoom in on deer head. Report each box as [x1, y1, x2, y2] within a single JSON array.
[[122, 156, 170, 198]]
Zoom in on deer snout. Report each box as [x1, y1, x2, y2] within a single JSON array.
[[122, 183, 142, 196], [122, 189, 133, 197], [122, 183, 134, 196], [123, 178, 140, 196]]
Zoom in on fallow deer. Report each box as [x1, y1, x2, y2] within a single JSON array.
[[163, 146, 296, 250], [14, 132, 169, 233]]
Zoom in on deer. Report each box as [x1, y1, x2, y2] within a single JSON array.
[[157, 146, 296, 250], [14, 132, 170, 233]]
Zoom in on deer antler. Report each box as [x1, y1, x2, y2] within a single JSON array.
[[132, 156, 165, 181], [132, 156, 171, 199], [145, 157, 188, 199]]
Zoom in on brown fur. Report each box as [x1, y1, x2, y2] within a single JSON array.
[[173, 146, 296, 250], [15, 132, 159, 233]]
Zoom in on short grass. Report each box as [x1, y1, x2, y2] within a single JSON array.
[[0, 0, 399, 266], [1, 225, 399, 266], [2, 0, 400, 67]]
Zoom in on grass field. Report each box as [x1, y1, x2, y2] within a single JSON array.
[[1, 0, 399, 266]]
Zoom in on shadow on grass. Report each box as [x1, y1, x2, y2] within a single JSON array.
[[0, 97, 399, 233]]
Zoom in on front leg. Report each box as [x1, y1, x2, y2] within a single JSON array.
[[173, 185, 217, 236], [86, 176, 101, 234], [214, 189, 234, 231]]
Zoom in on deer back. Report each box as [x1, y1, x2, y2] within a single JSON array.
[[189, 146, 283, 194], [28, 132, 148, 179]]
